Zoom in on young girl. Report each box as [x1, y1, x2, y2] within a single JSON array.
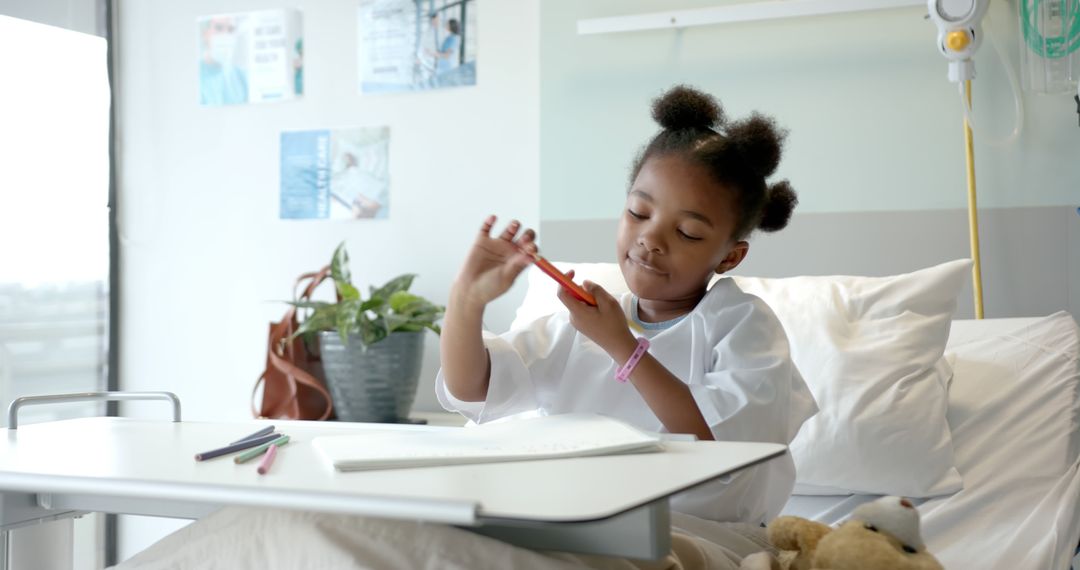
[[438, 85, 818, 525]]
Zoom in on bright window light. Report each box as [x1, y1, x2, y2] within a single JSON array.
[[0, 15, 110, 286]]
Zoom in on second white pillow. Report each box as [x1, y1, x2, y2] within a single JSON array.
[[734, 259, 969, 497]]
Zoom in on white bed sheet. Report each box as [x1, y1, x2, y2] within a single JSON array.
[[781, 313, 1080, 569]]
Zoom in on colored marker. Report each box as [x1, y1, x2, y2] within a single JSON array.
[[522, 249, 597, 306], [257, 443, 279, 475], [195, 433, 280, 462], [234, 435, 291, 464], [230, 425, 275, 445]]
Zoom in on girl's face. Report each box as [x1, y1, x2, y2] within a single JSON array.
[[616, 154, 748, 304]]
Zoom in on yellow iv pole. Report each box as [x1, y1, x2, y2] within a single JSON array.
[[933, 0, 990, 319], [962, 80, 985, 319]]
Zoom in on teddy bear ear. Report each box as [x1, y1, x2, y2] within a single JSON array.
[[851, 496, 925, 551]]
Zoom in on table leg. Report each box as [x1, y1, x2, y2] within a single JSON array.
[[5, 518, 74, 570], [468, 497, 672, 560]]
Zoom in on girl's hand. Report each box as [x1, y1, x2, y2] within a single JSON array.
[[452, 215, 536, 308], [557, 275, 637, 359]]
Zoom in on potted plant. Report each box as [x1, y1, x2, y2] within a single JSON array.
[[289, 243, 444, 422]]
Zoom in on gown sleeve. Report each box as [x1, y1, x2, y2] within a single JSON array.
[[435, 312, 575, 424]]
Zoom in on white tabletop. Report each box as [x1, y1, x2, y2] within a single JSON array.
[[0, 417, 786, 525]]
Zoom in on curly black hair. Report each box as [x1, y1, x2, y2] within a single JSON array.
[[629, 85, 797, 240]]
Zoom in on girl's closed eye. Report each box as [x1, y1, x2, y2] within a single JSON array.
[[677, 229, 703, 241], [627, 209, 647, 220]]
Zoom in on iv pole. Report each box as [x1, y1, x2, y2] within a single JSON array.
[[929, 0, 990, 319], [962, 81, 984, 319]]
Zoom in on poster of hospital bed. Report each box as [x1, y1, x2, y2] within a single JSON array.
[[3, 262, 1079, 569]]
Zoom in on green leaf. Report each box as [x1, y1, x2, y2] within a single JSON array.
[[285, 300, 334, 310], [370, 274, 416, 302], [382, 313, 411, 334], [337, 282, 360, 301], [329, 243, 361, 301], [360, 297, 385, 312], [388, 291, 422, 313], [330, 242, 351, 284], [358, 311, 388, 347], [333, 299, 363, 345], [287, 307, 337, 344]]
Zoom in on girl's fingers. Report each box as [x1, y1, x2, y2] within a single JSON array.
[[502, 251, 535, 283], [582, 280, 615, 306], [518, 229, 538, 255], [518, 228, 536, 245], [565, 269, 575, 280], [498, 219, 521, 241], [555, 284, 575, 309], [478, 214, 496, 237]]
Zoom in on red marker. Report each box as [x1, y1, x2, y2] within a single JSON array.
[[523, 249, 597, 306]]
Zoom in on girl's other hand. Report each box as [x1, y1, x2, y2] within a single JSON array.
[[557, 275, 636, 359], [452, 215, 536, 308]]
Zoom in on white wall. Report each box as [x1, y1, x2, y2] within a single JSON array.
[[116, 0, 539, 560], [540, 0, 1080, 221]]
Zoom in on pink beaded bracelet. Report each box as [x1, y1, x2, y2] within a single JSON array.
[[615, 338, 650, 383]]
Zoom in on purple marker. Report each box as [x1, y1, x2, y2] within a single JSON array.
[[195, 433, 280, 461]]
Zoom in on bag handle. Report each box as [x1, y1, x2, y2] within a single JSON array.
[[267, 347, 333, 420], [251, 315, 302, 418], [248, 304, 332, 421], [251, 323, 333, 421], [295, 266, 335, 303], [251, 264, 338, 420]]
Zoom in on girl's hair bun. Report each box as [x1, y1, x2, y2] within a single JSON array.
[[758, 180, 798, 232], [651, 85, 726, 131], [726, 113, 787, 179]]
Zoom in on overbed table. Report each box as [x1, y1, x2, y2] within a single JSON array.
[[0, 393, 786, 569]]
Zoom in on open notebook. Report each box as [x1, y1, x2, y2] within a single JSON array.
[[312, 413, 665, 472]]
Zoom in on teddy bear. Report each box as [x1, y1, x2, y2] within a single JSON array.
[[740, 496, 944, 570]]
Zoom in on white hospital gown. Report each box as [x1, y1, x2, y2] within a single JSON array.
[[436, 278, 818, 524]]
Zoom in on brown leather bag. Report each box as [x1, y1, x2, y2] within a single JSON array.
[[252, 267, 336, 421]]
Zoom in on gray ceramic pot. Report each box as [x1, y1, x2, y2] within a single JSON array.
[[317, 331, 424, 423]]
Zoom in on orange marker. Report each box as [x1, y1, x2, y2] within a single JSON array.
[[523, 249, 597, 306]]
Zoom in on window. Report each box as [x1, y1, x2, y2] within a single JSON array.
[[0, 13, 111, 570], [0, 15, 110, 422]]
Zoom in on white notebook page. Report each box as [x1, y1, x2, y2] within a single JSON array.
[[312, 413, 664, 471]]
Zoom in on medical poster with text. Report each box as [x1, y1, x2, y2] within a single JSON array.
[[358, 0, 477, 93], [198, 9, 304, 106]]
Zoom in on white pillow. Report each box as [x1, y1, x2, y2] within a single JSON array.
[[734, 260, 969, 497], [511, 259, 970, 497]]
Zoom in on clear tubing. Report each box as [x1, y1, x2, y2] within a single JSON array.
[[957, 15, 1026, 146]]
